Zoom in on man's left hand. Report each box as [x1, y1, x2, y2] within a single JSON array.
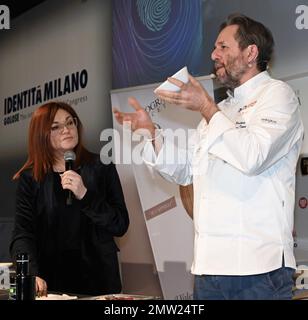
[[156, 74, 219, 123]]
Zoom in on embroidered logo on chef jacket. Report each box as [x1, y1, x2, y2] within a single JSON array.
[[235, 100, 258, 129], [261, 118, 278, 125], [235, 121, 246, 129], [238, 100, 257, 113]]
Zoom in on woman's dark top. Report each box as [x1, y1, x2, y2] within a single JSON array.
[[10, 154, 129, 296]]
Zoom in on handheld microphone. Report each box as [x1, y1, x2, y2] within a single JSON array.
[[64, 150, 76, 205]]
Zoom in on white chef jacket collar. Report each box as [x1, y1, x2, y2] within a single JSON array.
[[233, 71, 270, 100]]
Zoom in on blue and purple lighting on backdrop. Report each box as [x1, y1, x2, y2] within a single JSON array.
[[112, 0, 204, 89]]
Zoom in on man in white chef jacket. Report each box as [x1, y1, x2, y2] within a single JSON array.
[[113, 13, 304, 300]]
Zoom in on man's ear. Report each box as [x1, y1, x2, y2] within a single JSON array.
[[247, 44, 259, 64]]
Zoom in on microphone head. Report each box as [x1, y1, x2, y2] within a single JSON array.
[[64, 150, 76, 162]]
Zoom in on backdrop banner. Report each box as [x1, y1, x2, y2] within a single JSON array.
[[286, 75, 308, 266], [111, 75, 214, 299]]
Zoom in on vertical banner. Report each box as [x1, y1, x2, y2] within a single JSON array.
[[287, 75, 308, 266], [111, 76, 214, 299]]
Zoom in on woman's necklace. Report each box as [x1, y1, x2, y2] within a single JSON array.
[[53, 163, 65, 173]]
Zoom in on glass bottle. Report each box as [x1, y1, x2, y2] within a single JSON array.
[[15, 253, 35, 300]]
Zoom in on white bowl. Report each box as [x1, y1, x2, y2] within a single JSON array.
[[154, 66, 189, 93]]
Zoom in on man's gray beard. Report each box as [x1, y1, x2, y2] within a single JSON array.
[[218, 73, 240, 89], [218, 67, 247, 89], [217, 62, 248, 89]]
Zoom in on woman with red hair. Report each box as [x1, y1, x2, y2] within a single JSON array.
[[10, 101, 129, 297]]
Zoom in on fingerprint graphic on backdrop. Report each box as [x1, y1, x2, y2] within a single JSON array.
[[113, 0, 204, 89], [136, 0, 171, 32]]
